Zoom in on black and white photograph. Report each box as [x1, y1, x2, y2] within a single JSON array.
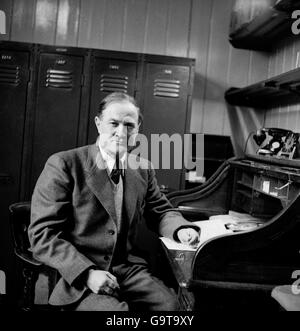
[[1, 0, 300, 319]]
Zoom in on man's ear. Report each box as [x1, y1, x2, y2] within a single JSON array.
[[95, 116, 101, 133]]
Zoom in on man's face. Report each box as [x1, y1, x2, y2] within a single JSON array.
[[95, 100, 139, 157]]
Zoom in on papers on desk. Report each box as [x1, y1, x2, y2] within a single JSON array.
[[160, 237, 199, 251], [160, 218, 233, 251], [160, 211, 264, 251]]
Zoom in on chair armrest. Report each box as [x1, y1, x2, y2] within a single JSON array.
[[15, 250, 42, 267]]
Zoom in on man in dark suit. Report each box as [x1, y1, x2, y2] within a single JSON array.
[[28, 92, 200, 311]]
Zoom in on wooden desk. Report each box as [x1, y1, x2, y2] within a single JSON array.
[[161, 242, 282, 311], [163, 156, 300, 311]]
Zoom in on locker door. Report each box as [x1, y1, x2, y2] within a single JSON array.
[[0, 46, 30, 296], [30, 51, 85, 192], [141, 63, 191, 191], [87, 58, 137, 144]]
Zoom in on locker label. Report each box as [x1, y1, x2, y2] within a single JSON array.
[[55, 59, 67, 65], [55, 48, 67, 52], [1, 54, 12, 61], [109, 65, 120, 70]]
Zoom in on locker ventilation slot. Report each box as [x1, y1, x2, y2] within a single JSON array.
[[154, 79, 180, 98], [46, 69, 73, 88], [100, 74, 128, 93], [0, 65, 20, 85]]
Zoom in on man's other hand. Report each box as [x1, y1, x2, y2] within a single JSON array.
[[177, 228, 200, 248], [86, 269, 120, 296]]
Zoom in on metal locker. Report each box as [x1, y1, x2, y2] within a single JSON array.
[[0, 41, 32, 299], [87, 53, 138, 144], [29, 46, 88, 193], [141, 60, 194, 191]]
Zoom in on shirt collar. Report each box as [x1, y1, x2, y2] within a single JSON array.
[[97, 142, 126, 175]]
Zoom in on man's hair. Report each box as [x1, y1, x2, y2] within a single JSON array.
[[97, 92, 143, 123]]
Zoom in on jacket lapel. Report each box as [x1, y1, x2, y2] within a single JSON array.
[[84, 144, 146, 225], [85, 144, 117, 223]]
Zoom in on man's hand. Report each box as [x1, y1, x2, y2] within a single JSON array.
[[86, 269, 120, 296], [177, 228, 200, 248]]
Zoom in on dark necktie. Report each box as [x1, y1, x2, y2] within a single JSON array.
[[110, 153, 122, 185]]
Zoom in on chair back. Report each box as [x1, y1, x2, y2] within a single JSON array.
[[9, 202, 59, 309], [8, 202, 38, 264]]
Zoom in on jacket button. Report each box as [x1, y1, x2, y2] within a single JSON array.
[[104, 256, 109, 261], [108, 230, 115, 235]]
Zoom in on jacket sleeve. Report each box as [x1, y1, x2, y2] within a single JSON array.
[[28, 154, 96, 286], [144, 164, 200, 241]]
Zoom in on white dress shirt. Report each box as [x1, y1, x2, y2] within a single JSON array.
[[98, 143, 126, 176]]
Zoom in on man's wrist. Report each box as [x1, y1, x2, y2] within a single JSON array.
[[78, 266, 97, 286]]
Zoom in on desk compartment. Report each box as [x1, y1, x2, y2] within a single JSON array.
[[253, 175, 289, 201], [233, 168, 285, 217]]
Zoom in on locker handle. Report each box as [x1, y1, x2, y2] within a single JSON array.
[[0, 173, 13, 184]]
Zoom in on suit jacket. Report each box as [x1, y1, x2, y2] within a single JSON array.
[[28, 143, 198, 306]]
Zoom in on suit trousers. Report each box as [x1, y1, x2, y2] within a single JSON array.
[[71, 263, 180, 311]]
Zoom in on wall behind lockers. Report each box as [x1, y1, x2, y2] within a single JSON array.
[[6, 0, 299, 154], [0, 0, 267, 146]]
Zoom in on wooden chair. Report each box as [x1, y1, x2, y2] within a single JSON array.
[[9, 202, 57, 310]]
